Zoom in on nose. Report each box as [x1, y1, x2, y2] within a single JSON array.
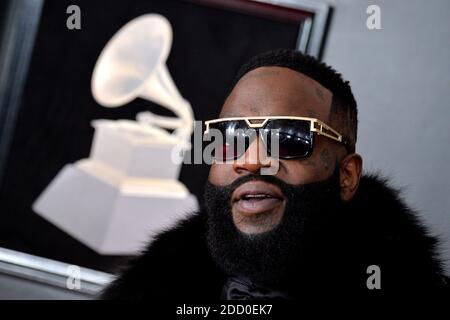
[[232, 136, 272, 175]]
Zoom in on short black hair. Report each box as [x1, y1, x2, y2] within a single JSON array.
[[232, 49, 358, 153]]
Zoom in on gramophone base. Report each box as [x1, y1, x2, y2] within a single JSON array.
[[32, 162, 198, 255]]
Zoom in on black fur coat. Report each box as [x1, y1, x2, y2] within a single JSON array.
[[101, 175, 449, 299]]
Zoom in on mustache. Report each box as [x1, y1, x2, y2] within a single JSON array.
[[205, 173, 299, 203], [205, 163, 341, 205]]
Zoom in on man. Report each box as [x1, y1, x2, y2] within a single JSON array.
[[101, 49, 448, 299]]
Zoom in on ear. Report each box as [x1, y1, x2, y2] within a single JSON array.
[[339, 153, 363, 202]]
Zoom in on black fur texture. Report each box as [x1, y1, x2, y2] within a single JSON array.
[[100, 174, 449, 299]]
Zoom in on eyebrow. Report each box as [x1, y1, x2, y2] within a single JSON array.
[[220, 105, 273, 118], [219, 110, 312, 118], [219, 111, 245, 118]]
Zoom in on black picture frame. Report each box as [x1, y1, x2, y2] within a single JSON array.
[[0, 0, 332, 286]]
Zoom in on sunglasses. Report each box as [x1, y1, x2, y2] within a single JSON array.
[[204, 116, 348, 160]]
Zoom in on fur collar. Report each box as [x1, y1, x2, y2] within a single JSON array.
[[101, 174, 448, 299]]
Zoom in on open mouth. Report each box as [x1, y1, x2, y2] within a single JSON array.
[[231, 181, 285, 216]]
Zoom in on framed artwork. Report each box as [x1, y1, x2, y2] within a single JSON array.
[[0, 0, 331, 297]]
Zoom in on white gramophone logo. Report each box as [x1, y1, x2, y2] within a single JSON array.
[[33, 14, 198, 255]]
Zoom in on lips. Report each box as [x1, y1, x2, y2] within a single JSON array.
[[231, 181, 285, 216]]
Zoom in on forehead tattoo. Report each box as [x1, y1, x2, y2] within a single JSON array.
[[315, 86, 325, 102]]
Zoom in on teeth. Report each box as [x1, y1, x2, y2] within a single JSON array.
[[242, 194, 272, 200]]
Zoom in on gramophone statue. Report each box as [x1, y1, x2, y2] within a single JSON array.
[[33, 14, 198, 255]]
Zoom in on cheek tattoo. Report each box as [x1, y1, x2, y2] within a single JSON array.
[[320, 148, 333, 172]]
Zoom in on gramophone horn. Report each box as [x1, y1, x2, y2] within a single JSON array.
[[91, 14, 193, 140]]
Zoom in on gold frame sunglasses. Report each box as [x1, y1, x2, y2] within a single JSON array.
[[204, 116, 348, 160]]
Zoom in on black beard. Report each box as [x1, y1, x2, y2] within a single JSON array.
[[203, 165, 343, 291]]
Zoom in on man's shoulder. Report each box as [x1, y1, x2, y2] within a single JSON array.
[[100, 212, 225, 300], [347, 173, 448, 287], [354, 173, 436, 238]]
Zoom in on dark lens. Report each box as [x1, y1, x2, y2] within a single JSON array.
[[264, 119, 313, 159], [208, 120, 250, 160], [277, 133, 311, 158]]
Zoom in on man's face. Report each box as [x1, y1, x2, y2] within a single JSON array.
[[208, 66, 342, 234]]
